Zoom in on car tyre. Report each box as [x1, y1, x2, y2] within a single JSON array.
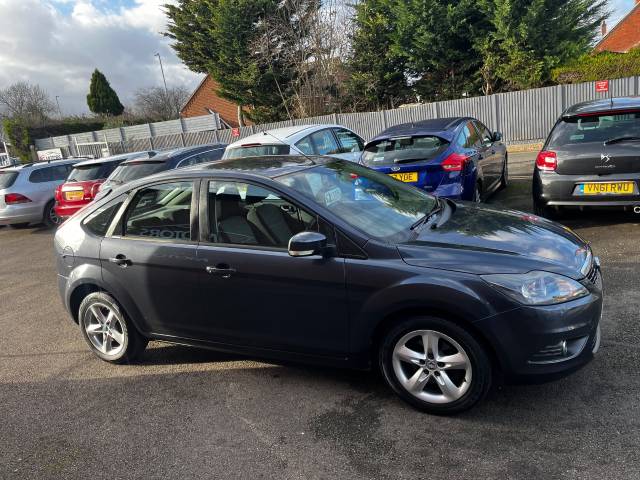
[[379, 316, 492, 415], [499, 156, 508, 190], [78, 292, 148, 364], [533, 199, 560, 220], [473, 182, 482, 203], [43, 200, 61, 229]]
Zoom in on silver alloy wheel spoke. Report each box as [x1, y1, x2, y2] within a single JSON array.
[[84, 302, 125, 357], [110, 329, 124, 346], [392, 329, 472, 405]]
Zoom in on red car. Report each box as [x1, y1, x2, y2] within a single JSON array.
[[54, 152, 153, 219]]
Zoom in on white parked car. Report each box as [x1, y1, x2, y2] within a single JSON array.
[[223, 124, 365, 162]]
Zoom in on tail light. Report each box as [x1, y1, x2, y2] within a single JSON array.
[[536, 151, 557, 172], [5, 193, 32, 204], [90, 183, 102, 198], [442, 153, 470, 172], [54, 185, 62, 202]]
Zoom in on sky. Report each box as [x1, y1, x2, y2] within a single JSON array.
[[0, 0, 637, 117]]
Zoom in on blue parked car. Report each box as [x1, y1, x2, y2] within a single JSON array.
[[360, 117, 508, 202]]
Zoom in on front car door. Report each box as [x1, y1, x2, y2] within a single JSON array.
[[194, 178, 349, 357], [100, 180, 202, 337], [332, 128, 365, 162], [472, 120, 502, 190]]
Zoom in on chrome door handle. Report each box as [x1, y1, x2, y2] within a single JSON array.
[[205, 265, 236, 278], [109, 255, 131, 267]]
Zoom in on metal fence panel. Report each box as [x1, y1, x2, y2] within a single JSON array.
[[183, 115, 219, 132]]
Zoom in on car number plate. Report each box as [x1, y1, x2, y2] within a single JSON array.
[[388, 172, 418, 182], [577, 182, 635, 195], [64, 190, 84, 201]]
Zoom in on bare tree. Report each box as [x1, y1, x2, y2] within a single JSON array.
[[0, 82, 56, 125], [252, 0, 356, 119], [132, 85, 191, 121]]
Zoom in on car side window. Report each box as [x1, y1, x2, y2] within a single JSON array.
[[458, 122, 481, 149], [29, 165, 69, 183], [83, 195, 125, 237], [333, 128, 364, 153], [123, 182, 193, 242], [295, 136, 315, 155], [208, 181, 316, 248], [309, 129, 340, 155], [474, 121, 493, 146]]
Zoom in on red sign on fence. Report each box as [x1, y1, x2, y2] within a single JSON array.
[[595, 80, 609, 93], [231, 127, 240, 138]]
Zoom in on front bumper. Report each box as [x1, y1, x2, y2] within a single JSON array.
[[534, 169, 640, 207], [475, 270, 603, 380]]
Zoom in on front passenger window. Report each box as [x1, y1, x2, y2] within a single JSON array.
[[123, 182, 193, 241], [208, 181, 315, 248]]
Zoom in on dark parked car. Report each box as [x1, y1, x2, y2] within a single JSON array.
[[360, 117, 507, 202], [534, 97, 640, 217], [97, 143, 227, 199], [55, 156, 602, 414]]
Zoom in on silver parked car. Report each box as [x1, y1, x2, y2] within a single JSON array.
[[0, 159, 79, 228]]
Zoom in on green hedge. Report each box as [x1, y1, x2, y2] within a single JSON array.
[[2, 119, 32, 163], [552, 47, 640, 84]]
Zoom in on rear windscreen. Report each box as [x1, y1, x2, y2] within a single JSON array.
[[361, 136, 450, 166], [548, 111, 640, 147], [226, 144, 290, 159], [68, 164, 110, 182], [108, 162, 166, 184], [0, 171, 18, 189]]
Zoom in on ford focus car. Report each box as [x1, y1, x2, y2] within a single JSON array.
[[361, 117, 507, 202], [55, 156, 601, 414], [534, 97, 640, 217]]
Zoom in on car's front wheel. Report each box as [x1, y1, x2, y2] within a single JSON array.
[[78, 292, 148, 364], [379, 316, 492, 414]]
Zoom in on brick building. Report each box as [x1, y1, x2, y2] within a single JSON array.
[[180, 74, 247, 128], [594, 0, 640, 53]]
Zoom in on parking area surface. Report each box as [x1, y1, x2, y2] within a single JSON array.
[[1, 152, 639, 479]]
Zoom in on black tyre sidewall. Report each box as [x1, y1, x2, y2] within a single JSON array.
[[43, 201, 58, 229], [78, 292, 147, 364], [379, 316, 492, 415]]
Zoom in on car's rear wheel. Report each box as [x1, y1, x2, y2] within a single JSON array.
[[499, 156, 508, 189], [533, 199, 560, 220], [43, 200, 61, 228], [78, 292, 148, 364], [473, 182, 482, 203], [379, 316, 492, 414]]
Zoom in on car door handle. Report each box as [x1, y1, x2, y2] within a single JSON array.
[[108, 255, 131, 267], [206, 265, 236, 278]]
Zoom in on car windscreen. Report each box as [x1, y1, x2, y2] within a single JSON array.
[[107, 161, 167, 185], [276, 161, 437, 243], [0, 171, 18, 189], [361, 136, 450, 167], [548, 111, 640, 147], [226, 144, 290, 159]]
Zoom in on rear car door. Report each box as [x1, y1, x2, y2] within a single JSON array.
[[194, 179, 349, 357], [297, 129, 342, 159], [100, 180, 202, 336]]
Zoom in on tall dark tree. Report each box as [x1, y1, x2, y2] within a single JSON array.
[[345, 0, 411, 110], [164, 0, 291, 124], [86, 69, 124, 116]]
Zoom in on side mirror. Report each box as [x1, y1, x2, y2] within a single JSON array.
[[492, 131, 503, 142], [288, 231, 327, 257]]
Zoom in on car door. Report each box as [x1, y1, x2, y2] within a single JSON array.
[[472, 121, 502, 190], [332, 128, 365, 162], [194, 178, 349, 357], [297, 128, 343, 160], [100, 180, 202, 336]]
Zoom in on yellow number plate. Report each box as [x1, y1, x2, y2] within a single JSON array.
[[64, 190, 84, 201], [388, 172, 418, 182], [579, 182, 635, 195]]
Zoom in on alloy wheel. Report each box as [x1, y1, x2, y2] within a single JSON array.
[[392, 329, 472, 404], [82, 302, 126, 357], [49, 206, 61, 226]]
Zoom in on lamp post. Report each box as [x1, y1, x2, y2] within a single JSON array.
[[154, 53, 169, 96], [55, 96, 62, 118]]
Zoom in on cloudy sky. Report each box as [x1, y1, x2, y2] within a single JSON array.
[[0, 0, 636, 117]]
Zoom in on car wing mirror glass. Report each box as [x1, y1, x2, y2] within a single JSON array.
[[492, 131, 503, 142], [288, 231, 327, 257]]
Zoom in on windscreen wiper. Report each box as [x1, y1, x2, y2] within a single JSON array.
[[603, 136, 640, 146], [394, 157, 427, 164], [410, 197, 443, 231]]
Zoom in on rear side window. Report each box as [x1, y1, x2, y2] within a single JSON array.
[[308, 129, 340, 155], [67, 163, 116, 182], [29, 165, 71, 183], [83, 196, 125, 236], [361, 136, 450, 167], [456, 122, 482, 149], [548, 111, 640, 147], [226, 144, 290, 159], [0, 171, 18, 189], [123, 182, 193, 241], [108, 161, 167, 184], [178, 148, 225, 167]]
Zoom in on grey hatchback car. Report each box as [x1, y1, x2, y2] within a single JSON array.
[[0, 158, 79, 228]]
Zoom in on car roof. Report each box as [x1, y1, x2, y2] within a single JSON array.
[[366, 117, 470, 144], [73, 151, 152, 168], [226, 124, 345, 149], [6, 158, 78, 173], [120, 143, 227, 165], [562, 96, 640, 117]]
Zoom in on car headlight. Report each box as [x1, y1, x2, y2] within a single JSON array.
[[481, 271, 589, 306]]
